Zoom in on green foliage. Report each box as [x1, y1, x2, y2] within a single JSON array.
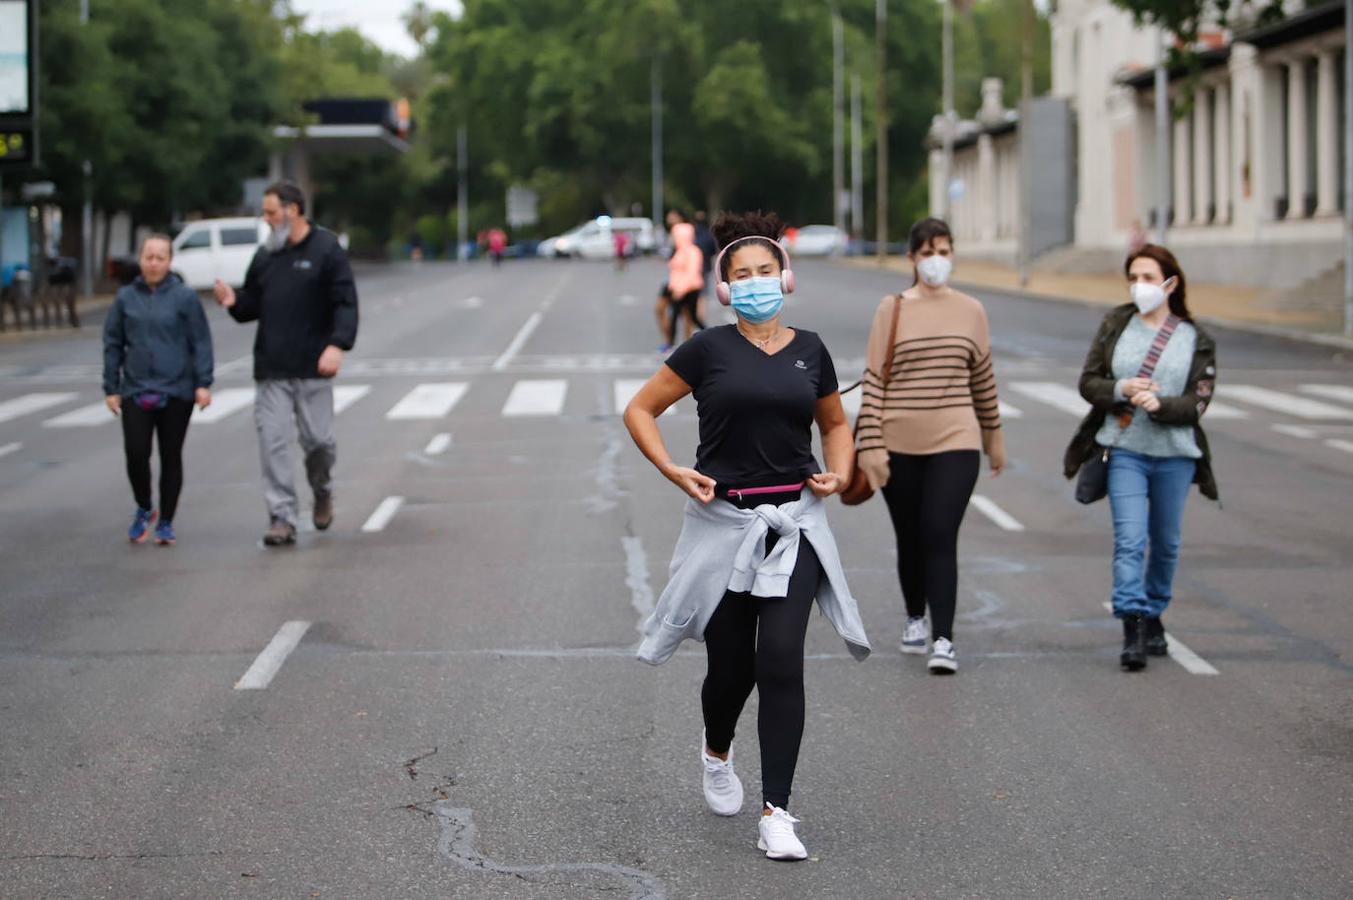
[[1108, 0, 1285, 46]]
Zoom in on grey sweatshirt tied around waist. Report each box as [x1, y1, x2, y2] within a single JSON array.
[[637, 490, 872, 666]]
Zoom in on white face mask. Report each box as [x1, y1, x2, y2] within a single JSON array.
[[916, 255, 953, 288], [1130, 280, 1169, 315]]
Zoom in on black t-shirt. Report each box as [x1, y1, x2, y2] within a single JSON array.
[[666, 325, 839, 489]]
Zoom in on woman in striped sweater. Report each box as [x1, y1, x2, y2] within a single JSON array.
[[856, 218, 1006, 673]]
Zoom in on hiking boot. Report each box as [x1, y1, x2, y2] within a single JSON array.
[[313, 493, 334, 531], [263, 518, 297, 547]]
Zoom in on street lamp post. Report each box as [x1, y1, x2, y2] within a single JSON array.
[[1154, 27, 1171, 245], [651, 52, 663, 240], [81, 0, 93, 299], [941, 0, 954, 222], [875, 0, 888, 263], [832, 6, 845, 235], [457, 124, 467, 261]]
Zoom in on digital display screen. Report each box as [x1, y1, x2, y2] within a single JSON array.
[[0, 1, 31, 116]]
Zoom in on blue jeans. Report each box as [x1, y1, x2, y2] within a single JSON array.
[[1108, 449, 1196, 619]]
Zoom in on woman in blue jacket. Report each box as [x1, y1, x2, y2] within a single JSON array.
[[102, 234, 213, 545]]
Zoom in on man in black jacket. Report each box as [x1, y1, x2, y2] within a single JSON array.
[[214, 181, 359, 546]]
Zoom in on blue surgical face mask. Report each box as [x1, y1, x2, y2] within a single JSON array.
[[729, 276, 784, 323]]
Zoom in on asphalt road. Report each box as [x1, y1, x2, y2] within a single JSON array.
[[1, 257, 1350, 899]]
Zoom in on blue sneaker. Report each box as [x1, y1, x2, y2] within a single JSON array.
[[154, 519, 176, 546], [128, 507, 156, 544]]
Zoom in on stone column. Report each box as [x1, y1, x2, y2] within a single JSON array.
[[977, 133, 996, 245], [1193, 87, 1213, 223], [1286, 58, 1309, 219], [1214, 82, 1232, 224], [1316, 49, 1339, 216], [1173, 111, 1193, 225]]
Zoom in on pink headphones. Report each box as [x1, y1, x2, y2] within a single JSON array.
[[712, 236, 796, 305]]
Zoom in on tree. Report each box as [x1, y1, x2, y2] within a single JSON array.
[[1109, 0, 1284, 47]]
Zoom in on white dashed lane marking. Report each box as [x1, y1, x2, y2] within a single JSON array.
[[502, 380, 568, 417], [361, 496, 405, 533], [234, 620, 312, 690]]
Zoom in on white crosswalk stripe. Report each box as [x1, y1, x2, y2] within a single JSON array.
[[0, 442, 20, 459], [333, 385, 372, 414], [613, 379, 676, 416], [0, 392, 78, 423], [1223, 385, 1353, 420], [386, 383, 470, 420], [998, 401, 1023, 419], [502, 379, 568, 416], [193, 387, 256, 424], [43, 402, 116, 428], [1326, 439, 1353, 455], [1300, 384, 1353, 406], [1009, 382, 1088, 416], [1010, 381, 1247, 420]]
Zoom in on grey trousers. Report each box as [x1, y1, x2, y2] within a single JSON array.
[[254, 378, 336, 526]]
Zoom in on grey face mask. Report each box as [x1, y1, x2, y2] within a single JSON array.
[[265, 216, 292, 253]]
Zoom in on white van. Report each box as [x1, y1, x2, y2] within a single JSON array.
[[172, 218, 268, 290], [552, 216, 656, 260]]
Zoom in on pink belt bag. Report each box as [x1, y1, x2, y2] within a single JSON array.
[[725, 482, 806, 503]]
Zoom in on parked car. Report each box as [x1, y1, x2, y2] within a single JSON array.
[[171, 217, 268, 290], [787, 224, 849, 256], [546, 216, 657, 260]]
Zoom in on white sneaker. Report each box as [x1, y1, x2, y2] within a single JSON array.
[[900, 616, 929, 654], [928, 637, 957, 674], [701, 732, 744, 816], [756, 803, 808, 861]]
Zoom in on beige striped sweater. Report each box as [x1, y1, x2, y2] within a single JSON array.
[[856, 290, 1005, 457]]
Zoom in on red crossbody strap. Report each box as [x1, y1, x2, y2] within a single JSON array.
[[1135, 314, 1180, 381]]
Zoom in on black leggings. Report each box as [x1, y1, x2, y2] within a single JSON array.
[[120, 397, 194, 520], [702, 519, 819, 810], [667, 290, 704, 345], [880, 450, 980, 642]]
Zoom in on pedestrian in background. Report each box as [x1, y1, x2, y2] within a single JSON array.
[[625, 210, 868, 862], [692, 210, 719, 324], [855, 217, 1006, 674], [213, 181, 359, 547], [1064, 244, 1219, 671], [666, 222, 705, 349], [488, 228, 508, 267], [102, 234, 213, 545]]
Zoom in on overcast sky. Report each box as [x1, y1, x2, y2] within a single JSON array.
[[289, 0, 462, 59]]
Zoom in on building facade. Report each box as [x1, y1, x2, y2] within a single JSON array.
[[931, 0, 1347, 295]]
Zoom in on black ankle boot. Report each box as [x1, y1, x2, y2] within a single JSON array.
[[1120, 614, 1147, 671], [1144, 617, 1168, 657]]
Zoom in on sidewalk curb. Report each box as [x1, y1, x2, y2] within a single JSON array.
[[0, 297, 116, 345], [955, 279, 1353, 353]]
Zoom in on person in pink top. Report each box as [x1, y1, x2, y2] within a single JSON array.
[[488, 228, 508, 267], [666, 222, 705, 348], [614, 230, 630, 272]]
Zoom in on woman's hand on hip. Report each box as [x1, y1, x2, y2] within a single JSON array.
[[807, 471, 845, 497], [663, 463, 716, 504], [195, 388, 212, 410], [105, 395, 121, 416]]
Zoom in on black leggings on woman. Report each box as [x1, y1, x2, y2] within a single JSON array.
[[120, 397, 193, 520], [667, 290, 704, 345], [702, 507, 820, 810], [880, 450, 980, 642]]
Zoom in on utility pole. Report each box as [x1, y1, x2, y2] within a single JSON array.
[[457, 124, 468, 260], [832, 6, 845, 235], [851, 73, 864, 245], [941, 0, 954, 221], [1154, 27, 1171, 245], [1017, 0, 1035, 287], [651, 52, 664, 241], [81, 0, 93, 299], [1344, 0, 1352, 335], [875, 0, 888, 263]]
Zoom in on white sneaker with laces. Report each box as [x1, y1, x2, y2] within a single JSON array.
[[900, 616, 929, 655], [928, 637, 958, 673], [701, 732, 744, 816], [757, 803, 808, 861]]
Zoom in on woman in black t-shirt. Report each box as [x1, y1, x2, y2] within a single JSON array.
[[623, 211, 856, 861]]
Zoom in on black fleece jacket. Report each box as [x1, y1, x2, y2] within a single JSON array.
[[228, 225, 358, 380]]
